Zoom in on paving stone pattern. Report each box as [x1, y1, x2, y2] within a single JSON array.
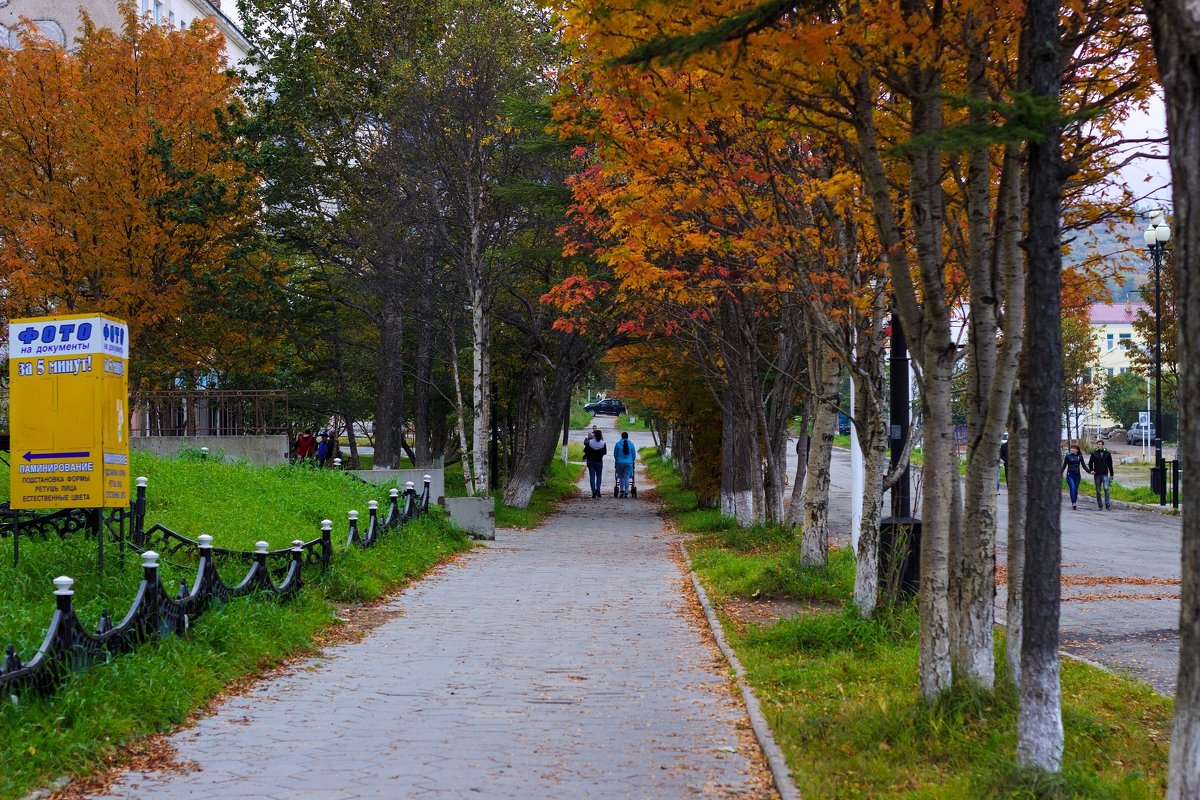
[[94, 462, 771, 799]]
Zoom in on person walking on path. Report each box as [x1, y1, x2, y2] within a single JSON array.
[[997, 438, 1009, 493], [613, 431, 637, 498], [1062, 444, 1090, 510], [584, 427, 607, 497], [316, 431, 332, 468], [1087, 439, 1116, 510], [295, 430, 316, 464]]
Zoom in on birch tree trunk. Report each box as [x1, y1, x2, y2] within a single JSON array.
[[910, 74, 955, 701], [450, 335, 475, 497], [1143, 2, 1200, 793], [853, 382, 889, 617], [918, 348, 956, 699], [1017, 0, 1065, 766], [470, 283, 491, 495], [787, 396, 813, 526], [1006, 399, 1028, 686], [800, 354, 841, 565], [855, 68, 954, 698]]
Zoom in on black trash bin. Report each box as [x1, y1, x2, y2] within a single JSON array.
[[1150, 466, 1164, 495], [879, 516, 921, 603]]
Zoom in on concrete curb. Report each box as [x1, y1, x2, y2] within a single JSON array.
[[679, 542, 802, 800]]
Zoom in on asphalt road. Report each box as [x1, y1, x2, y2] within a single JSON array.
[[810, 444, 1182, 695]]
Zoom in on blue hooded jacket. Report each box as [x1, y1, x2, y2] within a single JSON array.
[[613, 437, 637, 465]]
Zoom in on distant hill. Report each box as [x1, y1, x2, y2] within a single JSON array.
[[1067, 218, 1152, 304]]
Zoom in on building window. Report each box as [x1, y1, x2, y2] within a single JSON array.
[[1106, 333, 1114, 351], [1107, 368, 1114, 377], [154, 0, 163, 23], [1119, 367, 1127, 374], [1119, 333, 1132, 348]]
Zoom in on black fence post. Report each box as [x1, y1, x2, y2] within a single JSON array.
[[388, 488, 401, 528], [254, 540, 271, 593], [1173, 459, 1181, 510], [142, 550, 162, 637], [93, 508, 104, 575], [134, 477, 148, 547], [320, 519, 332, 569]]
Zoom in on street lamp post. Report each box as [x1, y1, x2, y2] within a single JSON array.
[[1144, 211, 1170, 505]]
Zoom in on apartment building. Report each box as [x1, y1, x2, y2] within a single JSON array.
[[1091, 301, 1148, 380], [1, 0, 250, 64]]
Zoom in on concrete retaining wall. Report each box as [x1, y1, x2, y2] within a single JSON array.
[[132, 435, 289, 466], [351, 469, 446, 504], [445, 496, 495, 540]]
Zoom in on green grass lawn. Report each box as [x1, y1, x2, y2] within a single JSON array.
[[436, 447, 583, 530], [641, 448, 1172, 799], [491, 456, 584, 529], [0, 453, 471, 800]]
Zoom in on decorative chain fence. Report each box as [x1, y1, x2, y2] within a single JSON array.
[[0, 475, 433, 702]]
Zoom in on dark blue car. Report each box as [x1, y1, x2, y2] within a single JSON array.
[[585, 398, 626, 416]]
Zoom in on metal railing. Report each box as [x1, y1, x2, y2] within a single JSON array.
[[0, 474, 434, 701], [131, 390, 289, 437]]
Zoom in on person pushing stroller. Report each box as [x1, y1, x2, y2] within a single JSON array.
[[613, 431, 637, 498]]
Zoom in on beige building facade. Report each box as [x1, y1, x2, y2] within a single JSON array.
[[1089, 301, 1151, 429], [1, 0, 250, 63]]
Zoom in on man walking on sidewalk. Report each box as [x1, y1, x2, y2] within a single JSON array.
[[1087, 439, 1116, 510]]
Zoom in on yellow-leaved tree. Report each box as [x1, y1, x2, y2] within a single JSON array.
[[0, 2, 280, 390]]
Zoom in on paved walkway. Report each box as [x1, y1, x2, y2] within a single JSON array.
[[92, 431, 772, 799]]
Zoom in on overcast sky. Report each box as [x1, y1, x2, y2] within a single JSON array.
[[1120, 94, 1173, 213]]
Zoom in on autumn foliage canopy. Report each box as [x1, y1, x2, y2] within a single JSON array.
[[0, 4, 278, 389]]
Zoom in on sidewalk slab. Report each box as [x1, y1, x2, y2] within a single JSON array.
[[90, 455, 772, 799]]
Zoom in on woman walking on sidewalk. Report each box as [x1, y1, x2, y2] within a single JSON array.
[[1062, 444, 1090, 510], [613, 431, 637, 498], [584, 428, 607, 498]]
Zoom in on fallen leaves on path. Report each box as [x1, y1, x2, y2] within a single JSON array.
[[996, 563, 1179, 602]]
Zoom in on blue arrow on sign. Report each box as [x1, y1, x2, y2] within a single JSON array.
[[23, 451, 90, 461]]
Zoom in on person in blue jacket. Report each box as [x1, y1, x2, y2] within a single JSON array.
[[613, 431, 637, 498], [316, 431, 332, 468]]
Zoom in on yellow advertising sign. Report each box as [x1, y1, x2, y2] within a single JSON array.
[[8, 314, 130, 510]]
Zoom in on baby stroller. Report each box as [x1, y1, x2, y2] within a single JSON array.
[[613, 465, 638, 498]]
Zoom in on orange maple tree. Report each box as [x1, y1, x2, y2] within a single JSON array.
[[0, 3, 279, 389]]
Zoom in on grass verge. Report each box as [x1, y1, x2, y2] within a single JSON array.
[[642, 448, 1172, 798], [0, 455, 471, 800], [492, 456, 584, 529]]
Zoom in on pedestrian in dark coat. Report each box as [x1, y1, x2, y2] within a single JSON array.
[[1087, 439, 1115, 510], [584, 427, 607, 498]]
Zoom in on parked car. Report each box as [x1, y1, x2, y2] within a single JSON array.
[[837, 412, 851, 436], [585, 398, 626, 416], [1127, 421, 1157, 445]]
